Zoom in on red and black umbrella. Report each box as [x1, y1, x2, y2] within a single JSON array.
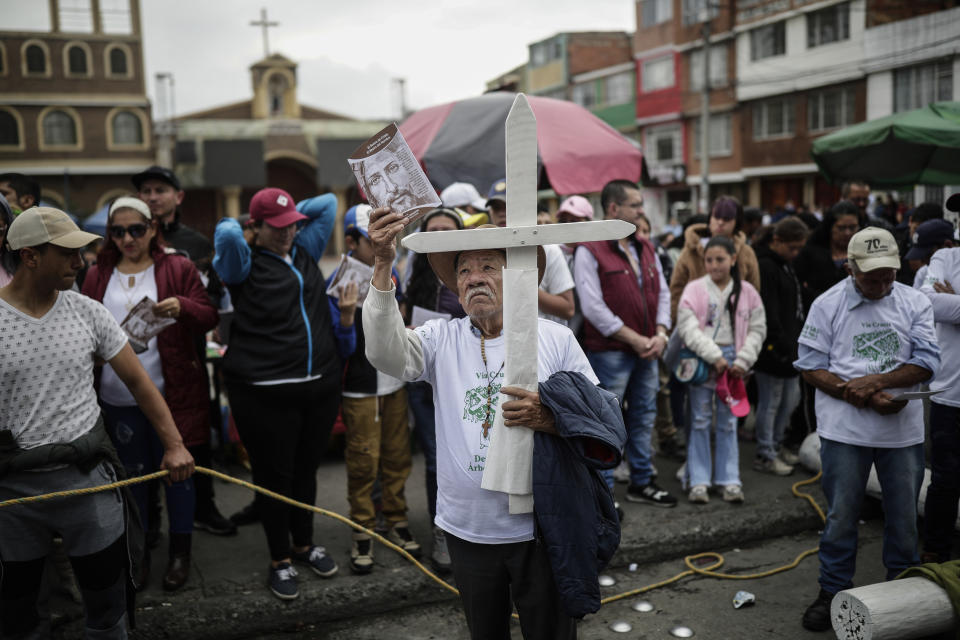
[[399, 92, 644, 196]]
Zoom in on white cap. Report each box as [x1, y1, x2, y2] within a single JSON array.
[[109, 196, 151, 219], [7, 207, 101, 250], [848, 227, 900, 272], [440, 182, 487, 211]]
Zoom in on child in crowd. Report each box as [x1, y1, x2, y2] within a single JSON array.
[[676, 236, 766, 504], [328, 204, 420, 574]]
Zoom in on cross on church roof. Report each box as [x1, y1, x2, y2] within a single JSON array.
[[250, 7, 279, 58]]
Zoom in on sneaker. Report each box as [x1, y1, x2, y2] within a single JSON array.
[[431, 527, 452, 574], [722, 484, 745, 503], [292, 545, 338, 578], [753, 455, 794, 476], [801, 589, 834, 632], [688, 484, 709, 504], [268, 562, 299, 600], [779, 448, 800, 466], [350, 535, 374, 574], [625, 482, 678, 508], [194, 505, 238, 536], [386, 522, 422, 559], [612, 460, 630, 484]]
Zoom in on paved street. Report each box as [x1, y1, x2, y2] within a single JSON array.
[[43, 436, 938, 639]]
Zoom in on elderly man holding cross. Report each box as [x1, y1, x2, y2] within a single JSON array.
[[365, 204, 628, 638], [362, 94, 632, 638]]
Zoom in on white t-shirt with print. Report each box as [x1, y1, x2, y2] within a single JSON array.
[[538, 243, 575, 326], [798, 280, 936, 447], [413, 315, 597, 544], [0, 290, 128, 449], [100, 265, 165, 406]]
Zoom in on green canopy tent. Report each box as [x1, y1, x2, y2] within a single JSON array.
[[811, 101, 960, 187]]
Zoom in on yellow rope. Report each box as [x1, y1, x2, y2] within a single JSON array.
[[0, 465, 827, 608]]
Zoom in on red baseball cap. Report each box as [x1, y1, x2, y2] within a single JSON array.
[[250, 188, 307, 228], [716, 371, 751, 418]]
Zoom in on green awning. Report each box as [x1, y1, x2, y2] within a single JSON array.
[[811, 101, 960, 187]]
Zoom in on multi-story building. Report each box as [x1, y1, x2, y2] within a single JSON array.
[[635, 0, 959, 218], [733, 0, 958, 211], [0, 0, 154, 215], [487, 32, 636, 134]]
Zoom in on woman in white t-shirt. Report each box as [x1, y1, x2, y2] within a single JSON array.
[[82, 197, 218, 592]]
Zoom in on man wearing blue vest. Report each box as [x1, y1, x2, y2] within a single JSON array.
[[573, 179, 676, 509]]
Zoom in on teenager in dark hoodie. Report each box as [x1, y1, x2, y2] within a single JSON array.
[[752, 218, 809, 475]]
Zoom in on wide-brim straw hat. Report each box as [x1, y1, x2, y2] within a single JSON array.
[[426, 224, 546, 294]]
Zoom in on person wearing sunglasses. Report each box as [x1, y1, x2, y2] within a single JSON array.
[[81, 196, 219, 592]]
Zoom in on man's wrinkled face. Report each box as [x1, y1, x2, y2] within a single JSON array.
[[850, 265, 896, 300], [456, 250, 506, 319]]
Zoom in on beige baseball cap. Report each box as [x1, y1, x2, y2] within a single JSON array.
[[7, 207, 101, 250], [847, 227, 900, 272]]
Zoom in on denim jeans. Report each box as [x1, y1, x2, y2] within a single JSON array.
[[923, 402, 960, 559], [819, 437, 925, 594], [102, 402, 195, 535], [587, 350, 659, 489], [407, 381, 438, 521], [686, 345, 740, 488], [753, 372, 801, 461]]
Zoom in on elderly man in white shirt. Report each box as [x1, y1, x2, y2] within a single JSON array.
[[794, 227, 939, 633]]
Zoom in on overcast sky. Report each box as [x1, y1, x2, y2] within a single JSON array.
[[4, 0, 635, 121]]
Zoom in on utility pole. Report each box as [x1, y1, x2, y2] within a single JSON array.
[[700, 17, 711, 214], [394, 77, 408, 121]]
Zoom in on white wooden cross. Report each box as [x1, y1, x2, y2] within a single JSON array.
[[402, 94, 634, 512]]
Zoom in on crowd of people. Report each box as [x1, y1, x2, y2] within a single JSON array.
[[1, 164, 959, 638]]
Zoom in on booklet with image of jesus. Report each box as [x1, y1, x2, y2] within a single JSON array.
[[347, 123, 441, 228], [120, 296, 177, 353], [325, 254, 374, 305]]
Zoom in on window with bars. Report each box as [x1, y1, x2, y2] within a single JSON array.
[[753, 97, 795, 139], [682, 0, 719, 25], [43, 110, 78, 146], [572, 82, 597, 108], [641, 0, 673, 26], [750, 21, 786, 60], [25, 45, 46, 74], [67, 45, 88, 75], [605, 72, 633, 106], [109, 46, 128, 75], [692, 114, 732, 157], [0, 111, 19, 146], [689, 45, 727, 90], [642, 55, 675, 93], [809, 87, 856, 132], [112, 111, 142, 145], [894, 61, 953, 113], [807, 2, 850, 49], [646, 125, 683, 164]]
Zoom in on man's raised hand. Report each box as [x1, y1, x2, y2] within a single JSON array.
[[368, 206, 406, 264]]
